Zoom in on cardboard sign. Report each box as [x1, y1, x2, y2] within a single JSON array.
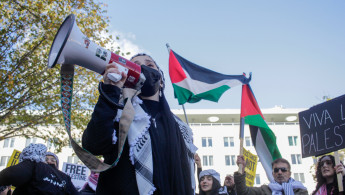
[[6, 149, 21, 168], [62, 162, 90, 190], [243, 148, 258, 187], [299, 94, 345, 158]]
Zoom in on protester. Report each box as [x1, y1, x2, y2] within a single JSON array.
[[234, 155, 308, 195], [82, 53, 197, 195], [312, 155, 345, 195], [0, 143, 79, 195], [79, 171, 99, 195], [199, 169, 228, 195], [46, 151, 59, 169], [223, 175, 236, 195]]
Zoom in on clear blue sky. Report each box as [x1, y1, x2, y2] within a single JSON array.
[[103, 0, 345, 110]]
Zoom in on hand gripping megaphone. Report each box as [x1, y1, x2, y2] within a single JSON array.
[[48, 14, 145, 89]]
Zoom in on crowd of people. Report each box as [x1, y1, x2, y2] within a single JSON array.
[[0, 53, 345, 195]]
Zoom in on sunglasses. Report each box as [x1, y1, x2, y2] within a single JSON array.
[[274, 167, 288, 173]]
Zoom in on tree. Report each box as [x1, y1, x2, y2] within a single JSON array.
[[0, 0, 123, 152]]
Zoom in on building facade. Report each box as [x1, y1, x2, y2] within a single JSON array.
[[0, 106, 318, 192]]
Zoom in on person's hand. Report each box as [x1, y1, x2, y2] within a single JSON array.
[[194, 153, 202, 168], [335, 164, 345, 176], [237, 155, 246, 173], [103, 63, 127, 88]]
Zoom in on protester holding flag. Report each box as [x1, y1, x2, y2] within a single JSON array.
[[312, 155, 345, 195], [224, 175, 237, 195], [234, 155, 308, 195], [0, 143, 78, 195], [82, 53, 197, 195]]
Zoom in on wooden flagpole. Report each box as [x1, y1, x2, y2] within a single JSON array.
[[334, 151, 343, 192]]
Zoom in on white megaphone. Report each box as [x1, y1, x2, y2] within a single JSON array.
[[48, 14, 145, 89]]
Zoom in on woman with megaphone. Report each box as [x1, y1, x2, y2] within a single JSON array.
[[82, 53, 197, 195]]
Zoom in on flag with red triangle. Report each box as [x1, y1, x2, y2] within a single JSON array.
[[169, 49, 251, 105], [241, 84, 282, 182]]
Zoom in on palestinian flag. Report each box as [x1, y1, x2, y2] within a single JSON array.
[[169, 50, 251, 105], [240, 84, 281, 182]]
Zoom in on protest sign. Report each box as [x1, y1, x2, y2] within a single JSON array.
[[299, 94, 345, 158], [6, 149, 21, 168], [243, 148, 258, 187], [62, 162, 90, 190]]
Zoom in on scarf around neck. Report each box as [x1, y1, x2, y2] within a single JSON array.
[[115, 94, 197, 195], [268, 178, 307, 195]]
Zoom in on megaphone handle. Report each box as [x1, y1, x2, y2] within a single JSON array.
[[98, 82, 124, 110], [108, 73, 122, 83]]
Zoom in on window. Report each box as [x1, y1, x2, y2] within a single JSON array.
[[288, 136, 298, 146], [3, 139, 9, 148], [291, 154, 302, 164], [202, 137, 213, 147], [203, 155, 213, 166], [294, 173, 305, 183], [225, 155, 230, 166], [25, 138, 37, 147], [255, 174, 261, 184], [10, 138, 15, 147], [67, 156, 80, 164], [245, 136, 252, 146], [0, 156, 10, 166], [224, 137, 229, 147], [225, 155, 236, 166], [224, 137, 234, 147]]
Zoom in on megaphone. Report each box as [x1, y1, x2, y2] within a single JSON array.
[[48, 14, 145, 89]]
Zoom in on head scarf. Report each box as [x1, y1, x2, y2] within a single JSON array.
[[199, 169, 221, 184], [130, 53, 165, 91], [19, 143, 47, 163], [46, 151, 59, 168]]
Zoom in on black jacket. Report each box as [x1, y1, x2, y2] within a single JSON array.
[[0, 160, 78, 195]]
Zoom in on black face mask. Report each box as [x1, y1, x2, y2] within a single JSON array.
[[140, 65, 161, 97], [48, 163, 57, 169]]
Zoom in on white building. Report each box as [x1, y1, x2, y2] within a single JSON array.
[[0, 106, 318, 192]]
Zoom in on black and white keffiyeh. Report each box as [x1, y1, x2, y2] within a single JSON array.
[[268, 178, 307, 195], [19, 143, 47, 163], [115, 96, 197, 195]]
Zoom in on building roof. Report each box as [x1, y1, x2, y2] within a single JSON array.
[[171, 106, 307, 123]]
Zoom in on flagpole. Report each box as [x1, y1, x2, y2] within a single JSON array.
[[166, 43, 190, 125], [238, 84, 246, 174], [239, 117, 245, 174]]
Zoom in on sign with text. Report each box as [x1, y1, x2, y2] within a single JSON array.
[[62, 162, 90, 190], [6, 149, 21, 168], [299, 94, 345, 158], [243, 148, 258, 187]]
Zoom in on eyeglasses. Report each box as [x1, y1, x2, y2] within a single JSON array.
[[274, 167, 288, 173]]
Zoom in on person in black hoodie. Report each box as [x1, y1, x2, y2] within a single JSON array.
[[0, 143, 79, 195], [82, 53, 197, 195]]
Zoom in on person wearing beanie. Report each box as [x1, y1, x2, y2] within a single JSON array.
[[199, 169, 228, 195], [82, 53, 197, 195], [0, 143, 78, 195], [46, 151, 59, 169]]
